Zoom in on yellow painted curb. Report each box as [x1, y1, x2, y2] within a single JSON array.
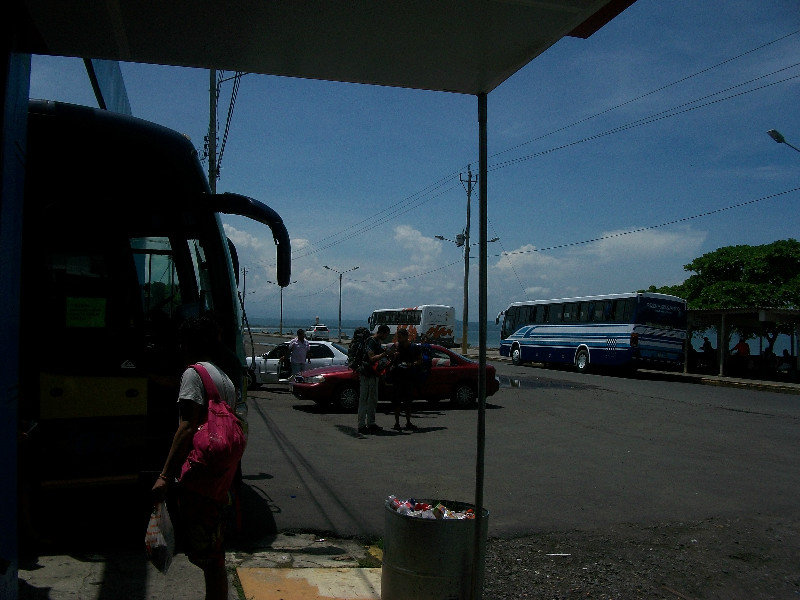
[[238, 567, 381, 600]]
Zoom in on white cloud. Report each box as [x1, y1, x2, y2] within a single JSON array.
[[394, 225, 442, 265], [584, 227, 707, 262]]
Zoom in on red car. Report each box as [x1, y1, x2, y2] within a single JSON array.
[[291, 344, 500, 411]]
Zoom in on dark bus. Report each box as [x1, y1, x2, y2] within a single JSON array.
[[20, 100, 289, 489]]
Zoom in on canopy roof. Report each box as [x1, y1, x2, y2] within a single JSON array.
[[16, 0, 635, 94]]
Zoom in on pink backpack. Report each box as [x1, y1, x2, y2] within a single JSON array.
[[178, 363, 246, 504]]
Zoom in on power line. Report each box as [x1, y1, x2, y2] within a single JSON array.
[[490, 29, 800, 160], [349, 258, 463, 284], [339, 186, 800, 286], [292, 60, 800, 261], [496, 187, 800, 259], [292, 178, 460, 260], [489, 68, 800, 172], [290, 30, 800, 259]]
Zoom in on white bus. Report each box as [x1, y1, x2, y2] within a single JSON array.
[[367, 305, 456, 346], [497, 292, 686, 372]]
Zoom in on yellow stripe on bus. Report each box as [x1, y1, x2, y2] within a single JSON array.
[[39, 373, 148, 419]]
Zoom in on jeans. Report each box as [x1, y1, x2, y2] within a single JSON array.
[[358, 374, 378, 428]]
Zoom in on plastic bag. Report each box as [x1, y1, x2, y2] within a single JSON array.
[[145, 501, 175, 573]]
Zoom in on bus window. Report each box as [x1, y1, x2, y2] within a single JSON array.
[[188, 239, 214, 313], [131, 237, 182, 321], [579, 302, 590, 322], [547, 304, 563, 324], [563, 303, 577, 323], [534, 305, 546, 324], [612, 298, 635, 323]]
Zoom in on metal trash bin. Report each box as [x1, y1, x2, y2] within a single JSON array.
[[381, 499, 489, 600]]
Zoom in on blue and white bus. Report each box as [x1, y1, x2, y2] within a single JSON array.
[[497, 292, 687, 372]]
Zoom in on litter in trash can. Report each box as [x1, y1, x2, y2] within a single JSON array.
[[382, 496, 488, 600], [386, 495, 476, 520]]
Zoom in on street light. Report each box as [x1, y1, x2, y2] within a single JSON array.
[[266, 279, 296, 335], [767, 129, 800, 154], [323, 265, 359, 342], [435, 235, 499, 354]]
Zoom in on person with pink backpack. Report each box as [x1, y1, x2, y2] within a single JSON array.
[[151, 315, 246, 600]]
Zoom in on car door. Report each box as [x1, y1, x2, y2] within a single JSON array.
[[308, 343, 335, 369], [417, 348, 457, 399], [263, 343, 289, 382]]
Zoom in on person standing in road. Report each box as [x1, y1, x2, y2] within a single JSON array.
[[288, 329, 311, 377], [387, 328, 423, 431], [358, 324, 391, 434]]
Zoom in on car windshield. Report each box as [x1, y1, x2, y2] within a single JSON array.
[[332, 343, 347, 354]]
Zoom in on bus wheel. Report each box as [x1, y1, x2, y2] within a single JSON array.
[[511, 346, 523, 366], [575, 349, 590, 373], [452, 384, 476, 408], [337, 385, 359, 412]]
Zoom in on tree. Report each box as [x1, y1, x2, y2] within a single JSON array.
[[647, 239, 800, 354]]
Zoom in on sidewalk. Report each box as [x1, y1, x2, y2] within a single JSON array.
[[19, 533, 383, 600]]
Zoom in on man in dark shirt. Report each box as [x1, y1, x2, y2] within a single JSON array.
[[357, 325, 390, 434], [388, 328, 423, 431]]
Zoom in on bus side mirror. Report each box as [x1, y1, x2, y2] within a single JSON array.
[[227, 238, 240, 286], [206, 192, 291, 286]]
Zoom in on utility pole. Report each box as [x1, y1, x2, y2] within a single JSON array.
[[240, 267, 247, 330], [208, 69, 217, 193], [460, 164, 477, 354]]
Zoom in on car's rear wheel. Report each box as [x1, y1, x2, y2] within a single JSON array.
[[337, 385, 359, 412], [451, 383, 476, 408]]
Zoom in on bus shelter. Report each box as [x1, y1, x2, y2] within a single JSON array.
[[2, 2, 638, 598], [686, 307, 800, 378]]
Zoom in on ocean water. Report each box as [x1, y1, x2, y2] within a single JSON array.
[[248, 317, 503, 348]]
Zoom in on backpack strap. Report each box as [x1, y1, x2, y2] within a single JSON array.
[[190, 363, 221, 404]]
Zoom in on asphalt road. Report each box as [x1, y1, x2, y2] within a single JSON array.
[[238, 357, 800, 544]]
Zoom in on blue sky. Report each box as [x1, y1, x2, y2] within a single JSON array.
[[29, 0, 800, 323]]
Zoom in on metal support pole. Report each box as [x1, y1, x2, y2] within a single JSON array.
[[719, 314, 726, 376], [208, 69, 217, 193], [338, 273, 343, 342], [461, 165, 473, 354], [279, 287, 284, 335], [471, 92, 488, 600]]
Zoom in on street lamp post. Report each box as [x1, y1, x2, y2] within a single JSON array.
[[767, 129, 800, 154], [266, 279, 296, 335], [323, 265, 359, 342], [436, 235, 498, 354]]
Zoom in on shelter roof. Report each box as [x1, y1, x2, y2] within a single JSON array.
[[688, 307, 800, 327], [15, 0, 635, 94]]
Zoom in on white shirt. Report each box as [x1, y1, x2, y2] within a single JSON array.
[[288, 338, 310, 363], [178, 361, 236, 407]]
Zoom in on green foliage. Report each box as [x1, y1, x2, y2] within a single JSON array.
[[648, 240, 800, 348], [649, 239, 800, 310]]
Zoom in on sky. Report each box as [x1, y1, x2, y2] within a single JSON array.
[[28, 0, 800, 324]]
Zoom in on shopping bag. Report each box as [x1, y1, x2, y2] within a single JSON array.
[[144, 501, 175, 574]]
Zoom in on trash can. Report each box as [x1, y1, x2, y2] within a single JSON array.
[[381, 499, 489, 600]]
